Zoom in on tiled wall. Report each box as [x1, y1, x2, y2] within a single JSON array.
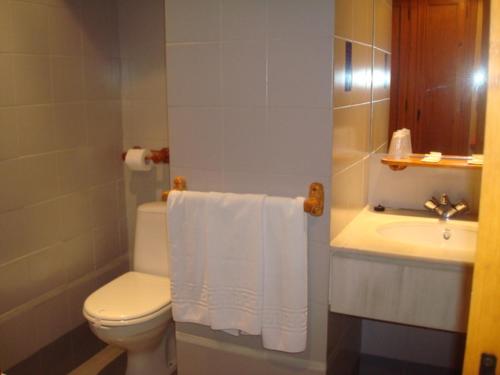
[[0, 0, 128, 370], [118, 0, 169, 253], [330, 0, 392, 239], [369, 154, 482, 212], [165, 0, 333, 373]]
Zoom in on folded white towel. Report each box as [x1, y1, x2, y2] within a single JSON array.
[[167, 191, 265, 335], [262, 196, 308, 353], [205, 192, 265, 335], [167, 191, 211, 325], [167, 191, 308, 353]]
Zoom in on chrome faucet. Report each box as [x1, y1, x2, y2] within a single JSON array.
[[424, 194, 469, 220]]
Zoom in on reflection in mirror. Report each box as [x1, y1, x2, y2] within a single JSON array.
[[389, 0, 489, 156]]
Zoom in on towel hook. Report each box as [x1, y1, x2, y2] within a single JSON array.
[[161, 177, 324, 217]]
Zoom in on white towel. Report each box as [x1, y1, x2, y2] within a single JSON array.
[[262, 196, 308, 353], [167, 191, 211, 325], [205, 192, 265, 335], [167, 191, 308, 353], [167, 191, 265, 335]]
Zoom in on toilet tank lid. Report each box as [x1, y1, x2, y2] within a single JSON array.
[[84, 272, 171, 322], [138, 201, 167, 214]]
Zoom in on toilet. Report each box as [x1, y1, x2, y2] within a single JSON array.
[[83, 202, 176, 375]]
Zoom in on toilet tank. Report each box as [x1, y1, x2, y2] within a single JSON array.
[[133, 201, 170, 277]]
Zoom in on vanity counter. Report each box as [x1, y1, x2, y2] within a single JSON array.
[[331, 207, 477, 266], [329, 207, 476, 332]]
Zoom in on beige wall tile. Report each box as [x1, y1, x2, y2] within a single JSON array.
[[17, 105, 57, 155], [221, 41, 266, 107], [48, 5, 83, 56], [353, 0, 374, 45], [268, 0, 333, 39], [373, 49, 391, 100], [59, 191, 92, 240], [0, 257, 34, 315], [13, 55, 52, 105], [168, 107, 223, 170], [333, 38, 351, 108], [269, 38, 333, 108], [52, 56, 84, 102], [0, 54, 15, 106], [165, 0, 220, 43], [0, 159, 25, 212], [352, 43, 373, 105], [372, 99, 390, 151], [93, 223, 121, 268], [84, 55, 121, 100], [0, 308, 38, 369], [90, 182, 119, 229], [23, 200, 62, 255], [10, 1, 49, 54], [0, 0, 13, 52], [52, 102, 87, 149], [66, 276, 98, 327], [34, 291, 71, 349], [0, 107, 19, 161], [0, 0, 127, 369], [57, 148, 90, 195], [222, 108, 266, 173], [374, 0, 392, 52], [81, 0, 120, 58], [266, 108, 332, 176], [331, 160, 367, 239], [87, 145, 122, 186], [221, 0, 266, 41], [21, 154, 61, 206], [29, 244, 67, 297], [63, 233, 93, 282], [166, 44, 220, 107], [86, 101, 122, 149], [335, 0, 352, 39], [332, 104, 371, 173]]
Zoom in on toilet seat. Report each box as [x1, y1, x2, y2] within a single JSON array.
[[84, 271, 172, 327]]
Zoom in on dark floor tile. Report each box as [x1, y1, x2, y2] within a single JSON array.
[[71, 323, 106, 366], [6, 353, 40, 375], [357, 355, 462, 375], [39, 333, 75, 375], [99, 353, 127, 375]]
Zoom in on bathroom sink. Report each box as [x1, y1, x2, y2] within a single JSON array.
[[376, 221, 477, 252]]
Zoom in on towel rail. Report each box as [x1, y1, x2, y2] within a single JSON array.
[[161, 176, 324, 217]]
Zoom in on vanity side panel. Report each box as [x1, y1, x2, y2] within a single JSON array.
[[330, 254, 403, 321], [329, 251, 472, 332], [398, 265, 472, 332]]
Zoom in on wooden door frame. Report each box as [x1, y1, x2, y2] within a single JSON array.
[[463, 0, 500, 372]]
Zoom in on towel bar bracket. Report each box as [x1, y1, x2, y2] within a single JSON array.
[[162, 176, 187, 201], [161, 177, 324, 217], [303, 182, 324, 217]]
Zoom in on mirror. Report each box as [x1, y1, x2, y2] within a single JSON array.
[[389, 0, 489, 156]]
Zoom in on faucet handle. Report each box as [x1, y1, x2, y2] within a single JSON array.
[[439, 193, 450, 206], [453, 200, 469, 213]]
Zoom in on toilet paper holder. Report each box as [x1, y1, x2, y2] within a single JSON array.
[[161, 176, 324, 217], [122, 147, 170, 164]]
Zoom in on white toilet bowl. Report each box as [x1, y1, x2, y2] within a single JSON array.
[[84, 271, 176, 375]]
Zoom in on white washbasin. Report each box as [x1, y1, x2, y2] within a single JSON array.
[[376, 221, 477, 252]]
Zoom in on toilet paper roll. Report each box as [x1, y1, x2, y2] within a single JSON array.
[[125, 148, 152, 171]]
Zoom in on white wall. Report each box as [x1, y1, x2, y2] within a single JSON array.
[[165, 0, 333, 373]]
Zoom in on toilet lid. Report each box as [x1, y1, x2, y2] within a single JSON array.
[[84, 271, 171, 322]]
